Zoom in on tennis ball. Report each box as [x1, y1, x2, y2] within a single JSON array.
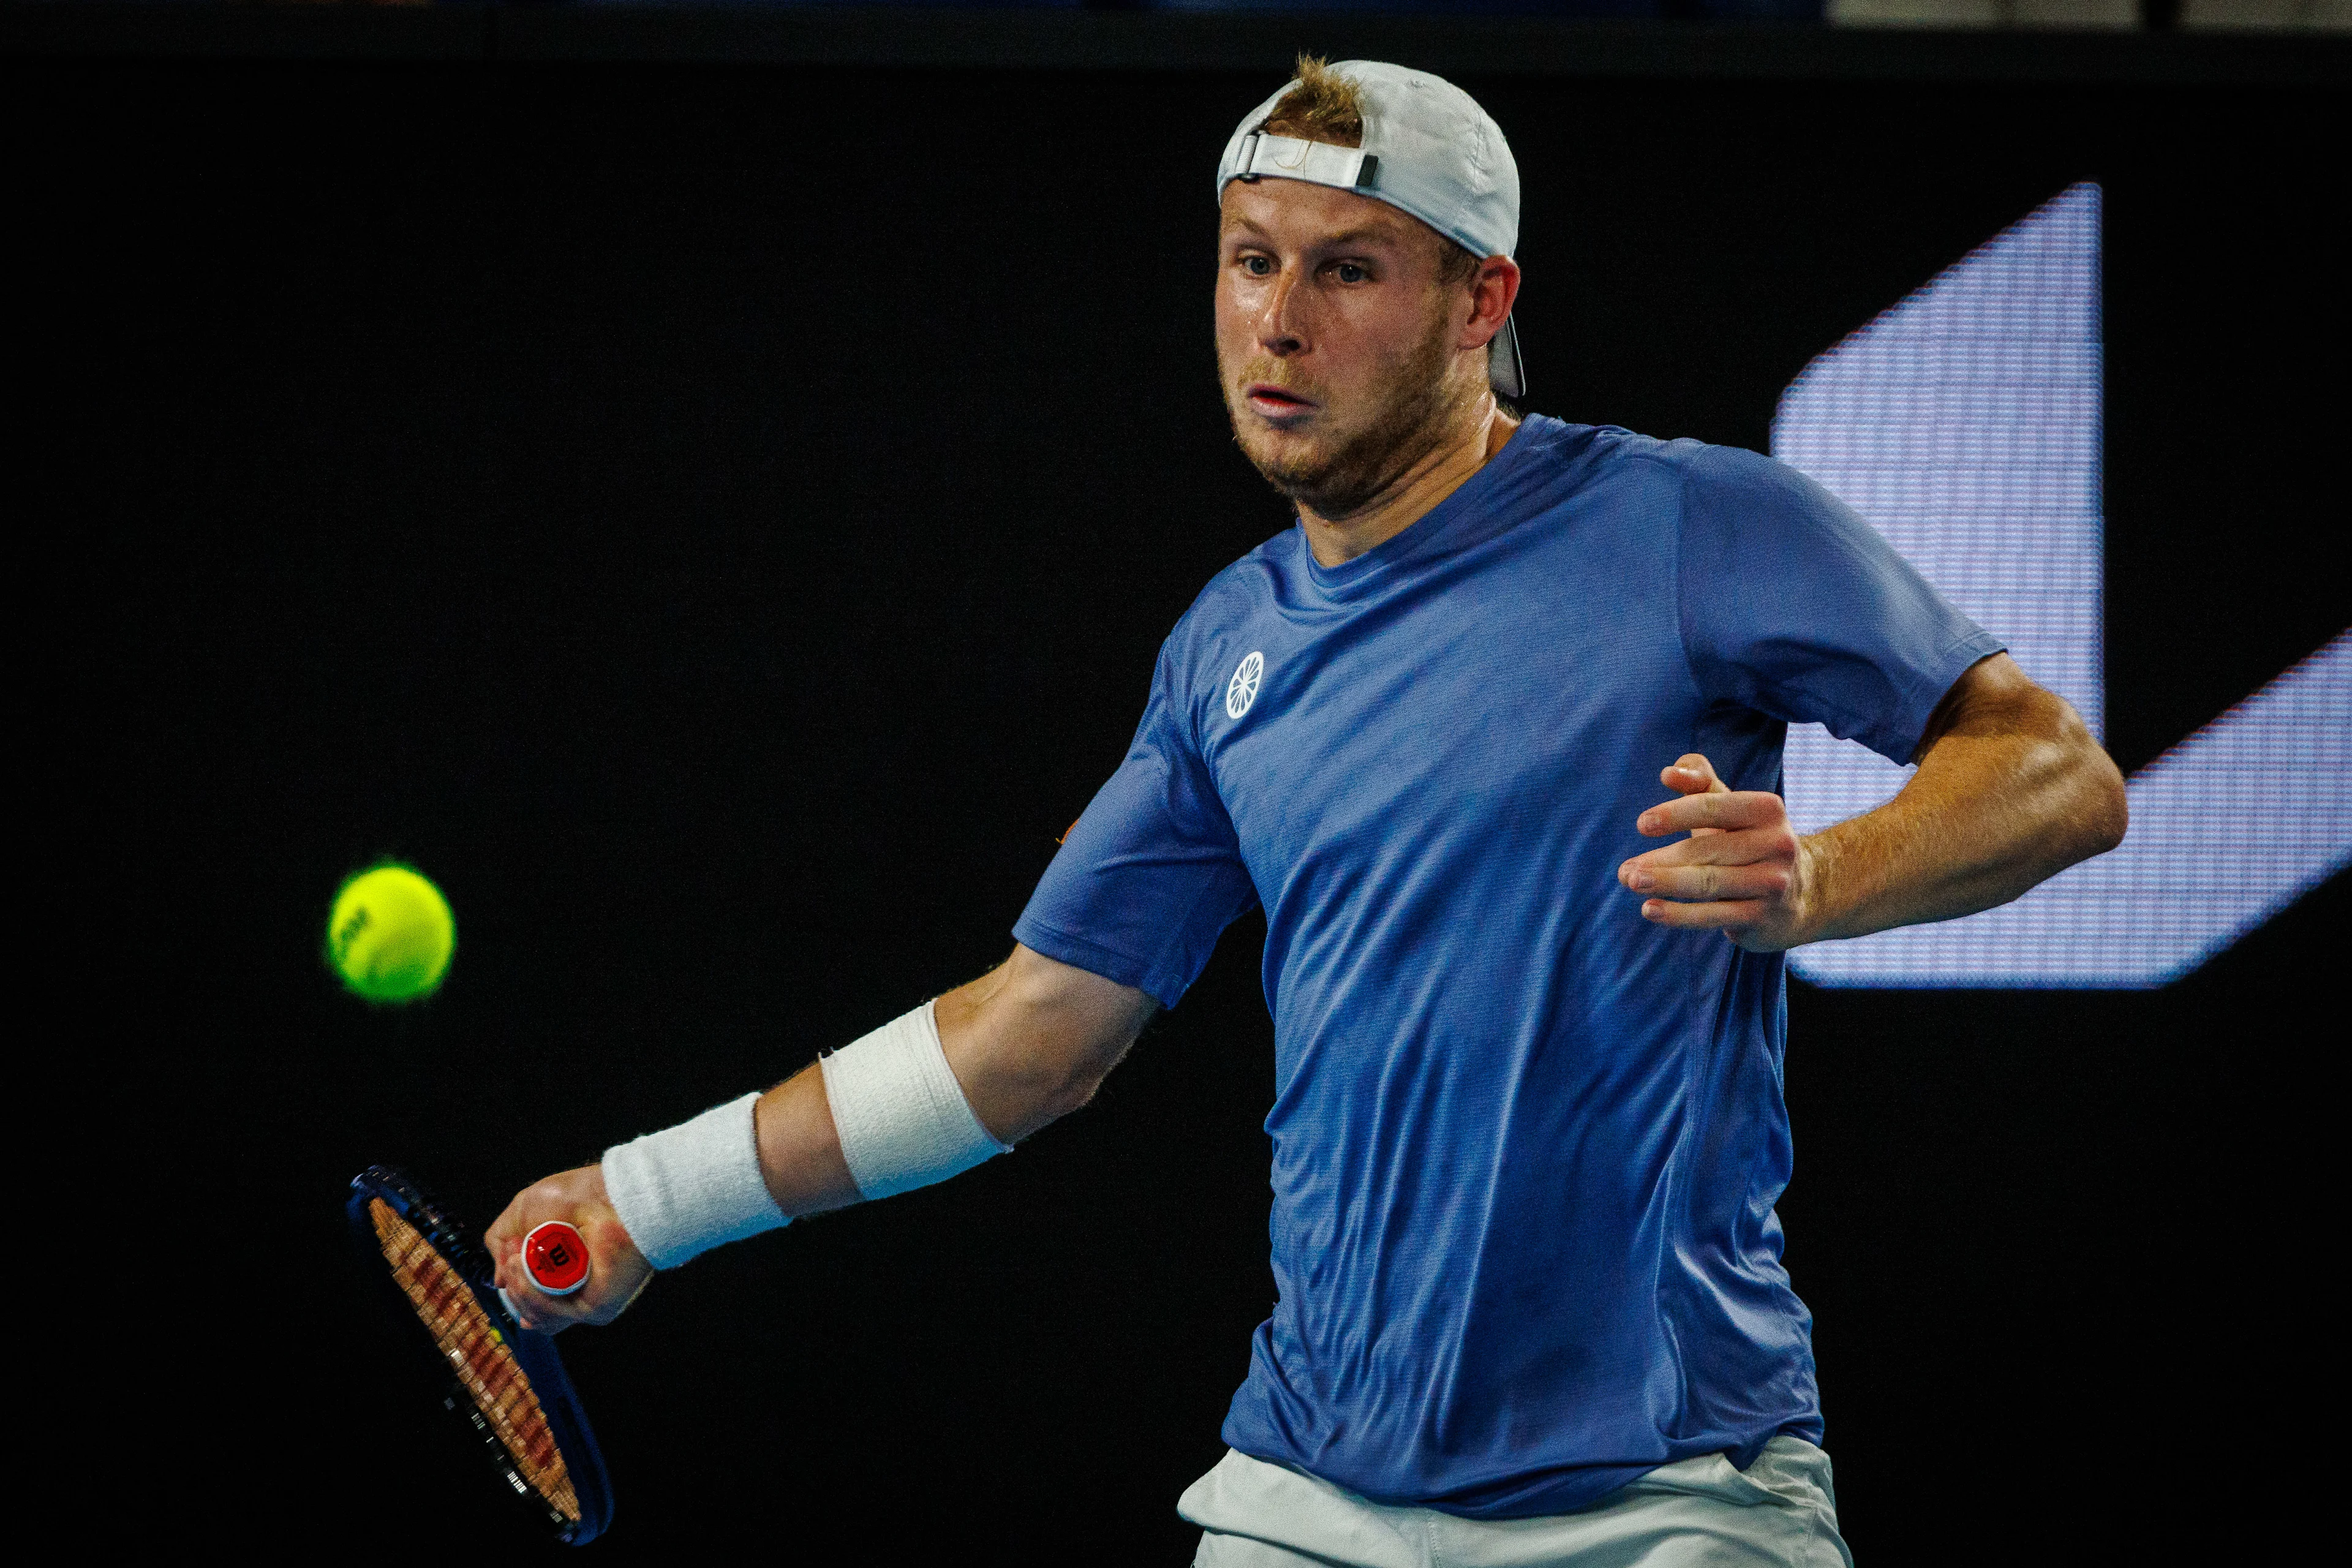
[[326, 863, 455, 1003]]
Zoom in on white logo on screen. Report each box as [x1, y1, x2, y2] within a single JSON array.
[[1773, 180, 2348, 988], [1226, 651, 1264, 720]]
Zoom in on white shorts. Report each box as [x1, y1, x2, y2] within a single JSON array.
[[1181, 1437, 1853, 1568]]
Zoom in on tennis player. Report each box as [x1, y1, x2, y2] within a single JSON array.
[[489, 59, 2127, 1565]]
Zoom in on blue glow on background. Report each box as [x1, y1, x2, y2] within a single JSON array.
[[1774, 183, 2351, 987]]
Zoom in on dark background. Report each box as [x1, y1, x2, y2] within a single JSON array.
[[13, 12, 2346, 1562]]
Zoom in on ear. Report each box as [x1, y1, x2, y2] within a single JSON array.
[[1460, 255, 1522, 352]]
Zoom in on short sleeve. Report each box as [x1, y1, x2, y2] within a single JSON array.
[[1677, 446, 2005, 764], [1014, 641, 1259, 1009]]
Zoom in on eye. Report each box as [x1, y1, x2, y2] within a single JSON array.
[[1333, 262, 1368, 284], [1240, 255, 1274, 277]]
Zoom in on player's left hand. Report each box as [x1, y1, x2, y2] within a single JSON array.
[[1616, 753, 1816, 952]]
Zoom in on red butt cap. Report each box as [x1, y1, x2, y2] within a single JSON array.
[[521, 1219, 591, 1296]]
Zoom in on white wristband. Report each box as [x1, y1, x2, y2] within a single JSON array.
[[818, 999, 1011, 1200], [601, 1091, 788, 1271]]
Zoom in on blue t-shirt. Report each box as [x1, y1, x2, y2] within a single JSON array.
[[1014, 417, 2002, 1518]]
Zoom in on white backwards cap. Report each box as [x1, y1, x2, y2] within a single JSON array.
[[1217, 61, 1525, 399]]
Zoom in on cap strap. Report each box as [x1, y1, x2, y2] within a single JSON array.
[[1234, 133, 1376, 191]]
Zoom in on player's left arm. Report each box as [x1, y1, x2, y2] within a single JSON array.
[[1616, 652, 2127, 951]]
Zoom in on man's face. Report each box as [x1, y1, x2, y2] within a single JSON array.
[[1215, 176, 1479, 518]]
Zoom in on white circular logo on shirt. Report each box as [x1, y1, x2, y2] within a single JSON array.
[[1226, 651, 1265, 720]]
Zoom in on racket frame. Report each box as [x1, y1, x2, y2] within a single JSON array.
[[347, 1164, 616, 1545]]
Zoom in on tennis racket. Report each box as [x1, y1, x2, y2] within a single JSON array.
[[349, 1165, 616, 1545]]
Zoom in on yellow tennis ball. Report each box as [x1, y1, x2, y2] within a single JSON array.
[[326, 864, 455, 1003]]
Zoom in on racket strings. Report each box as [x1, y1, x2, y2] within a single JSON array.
[[368, 1198, 582, 1523]]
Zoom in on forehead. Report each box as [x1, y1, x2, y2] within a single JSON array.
[[1218, 177, 1430, 251]]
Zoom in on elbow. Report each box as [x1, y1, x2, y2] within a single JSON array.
[[2042, 688, 2126, 862], [955, 947, 1153, 1140], [2080, 748, 2129, 859], [1038, 1063, 1113, 1124], [992, 1050, 1120, 1139], [961, 1052, 1104, 1149], [2096, 781, 2129, 858], [974, 992, 1129, 1137]]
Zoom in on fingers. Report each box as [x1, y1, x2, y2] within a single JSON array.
[[495, 1249, 625, 1334], [491, 1251, 563, 1334], [483, 1202, 523, 1262], [503, 1278, 581, 1335], [1636, 788, 1784, 837], [1621, 858, 1791, 904], [1621, 821, 1799, 876], [1618, 807, 1800, 907], [1658, 753, 1728, 796], [1634, 895, 1768, 930]]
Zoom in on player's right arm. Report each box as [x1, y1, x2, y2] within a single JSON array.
[[748, 943, 1156, 1216], [487, 943, 1154, 1332]]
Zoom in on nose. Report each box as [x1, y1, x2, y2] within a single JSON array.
[[1257, 268, 1305, 359]]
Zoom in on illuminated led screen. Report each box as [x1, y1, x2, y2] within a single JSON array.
[[1773, 183, 2351, 988]]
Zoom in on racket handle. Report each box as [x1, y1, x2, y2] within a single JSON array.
[[521, 1219, 592, 1297]]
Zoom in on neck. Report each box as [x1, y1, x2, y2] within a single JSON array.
[[1298, 395, 1520, 568]]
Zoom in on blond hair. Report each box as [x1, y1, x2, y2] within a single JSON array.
[[1261, 55, 1366, 149]]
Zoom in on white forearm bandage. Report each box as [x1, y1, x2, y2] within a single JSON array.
[[601, 1091, 789, 1271], [818, 999, 1011, 1200]]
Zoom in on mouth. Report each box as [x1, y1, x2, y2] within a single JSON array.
[[1243, 382, 1317, 421]]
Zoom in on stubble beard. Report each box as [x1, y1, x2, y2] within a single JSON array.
[[1223, 311, 1469, 521]]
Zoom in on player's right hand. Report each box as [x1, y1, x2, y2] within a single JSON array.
[[486, 1163, 653, 1334]]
